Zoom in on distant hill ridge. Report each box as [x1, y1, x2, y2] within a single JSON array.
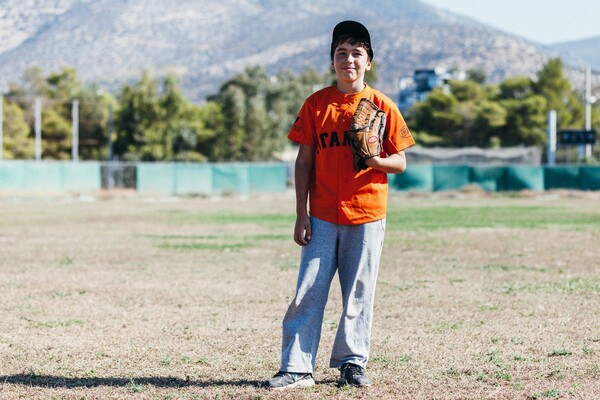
[[0, 0, 598, 102]]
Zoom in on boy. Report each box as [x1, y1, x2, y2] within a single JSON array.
[[267, 20, 415, 391]]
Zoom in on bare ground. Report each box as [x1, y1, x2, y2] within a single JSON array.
[[0, 190, 598, 399]]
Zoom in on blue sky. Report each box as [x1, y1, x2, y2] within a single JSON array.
[[420, 0, 600, 45]]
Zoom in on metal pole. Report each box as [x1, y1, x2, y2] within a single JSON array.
[[35, 97, 42, 161], [108, 103, 114, 162], [0, 96, 3, 161], [107, 103, 114, 190], [584, 65, 596, 159], [547, 110, 556, 166], [72, 99, 79, 161]]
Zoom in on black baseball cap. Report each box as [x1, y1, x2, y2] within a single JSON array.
[[330, 20, 373, 60]]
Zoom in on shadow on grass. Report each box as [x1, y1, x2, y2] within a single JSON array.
[[0, 374, 263, 389]]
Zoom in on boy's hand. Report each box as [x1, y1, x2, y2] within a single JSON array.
[[294, 213, 312, 246], [364, 152, 407, 174]]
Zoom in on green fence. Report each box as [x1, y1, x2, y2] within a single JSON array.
[[393, 165, 600, 192], [0, 161, 101, 191], [1, 162, 599, 193], [136, 162, 288, 194]]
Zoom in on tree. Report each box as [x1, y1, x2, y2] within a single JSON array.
[[1, 99, 33, 159], [534, 58, 583, 128], [500, 95, 548, 146], [365, 60, 378, 86], [174, 101, 222, 162], [76, 86, 114, 160], [11, 66, 49, 102], [210, 65, 328, 161], [114, 71, 209, 161], [389, 57, 592, 149], [39, 107, 72, 159], [447, 80, 507, 147], [466, 68, 487, 84], [114, 71, 160, 160], [498, 76, 534, 100], [4, 66, 111, 160], [42, 68, 87, 159], [265, 67, 325, 157], [472, 101, 507, 147], [449, 80, 483, 102], [211, 84, 246, 161], [411, 89, 462, 144]]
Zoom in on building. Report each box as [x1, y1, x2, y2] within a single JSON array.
[[397, 67, 465, 113]]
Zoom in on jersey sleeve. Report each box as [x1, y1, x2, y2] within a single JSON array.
[[382, 103, 415, 155], [287, 98, 316, 147]]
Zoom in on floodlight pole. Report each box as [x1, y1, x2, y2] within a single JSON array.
[[107, 103, 114, 190], [547, 110, 556, 166], [72, 99, 79, 161], [0, 96, 3, 161], [584, 65, 595, 159], [35, 97, 42, 161]]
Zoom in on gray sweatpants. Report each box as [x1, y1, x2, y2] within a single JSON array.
[[280, 216, 386, 373]]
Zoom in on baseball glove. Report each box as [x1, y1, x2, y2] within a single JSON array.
[[349, 98, 386, 171]]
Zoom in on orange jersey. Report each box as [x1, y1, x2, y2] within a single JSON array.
[[288, 85, 415, 225]]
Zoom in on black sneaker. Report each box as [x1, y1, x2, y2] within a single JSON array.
[[338, 363, 372, 387], [267, 371, 315, 391]]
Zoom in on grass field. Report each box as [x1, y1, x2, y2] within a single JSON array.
[[0, 190, 598, 399]]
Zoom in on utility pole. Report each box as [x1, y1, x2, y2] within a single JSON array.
[[0, 96, 3, 161], [584, 65, 597, 159], [72, 99, 79, 161], [547, 110, 556, 166], [35, 97, 42, 161], [107, 103, 114, 190]]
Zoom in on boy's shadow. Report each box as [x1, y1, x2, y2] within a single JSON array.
[[0, 374, 263, 389]]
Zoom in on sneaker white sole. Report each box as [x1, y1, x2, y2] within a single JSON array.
[[270, 377, 315, 391]]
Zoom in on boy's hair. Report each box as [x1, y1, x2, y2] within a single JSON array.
[[331, 34, 373, 61], [330, 20, 373, 61]]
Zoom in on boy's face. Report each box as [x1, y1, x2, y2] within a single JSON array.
[[333, 40, 372, 85]]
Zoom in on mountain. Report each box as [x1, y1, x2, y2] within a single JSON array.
[[0, 0, 597, 102], [0, 0, 77, 54], [551, 36, 600, 70]]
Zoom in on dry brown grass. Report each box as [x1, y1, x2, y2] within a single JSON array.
[[0, 190, 598, 399]]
